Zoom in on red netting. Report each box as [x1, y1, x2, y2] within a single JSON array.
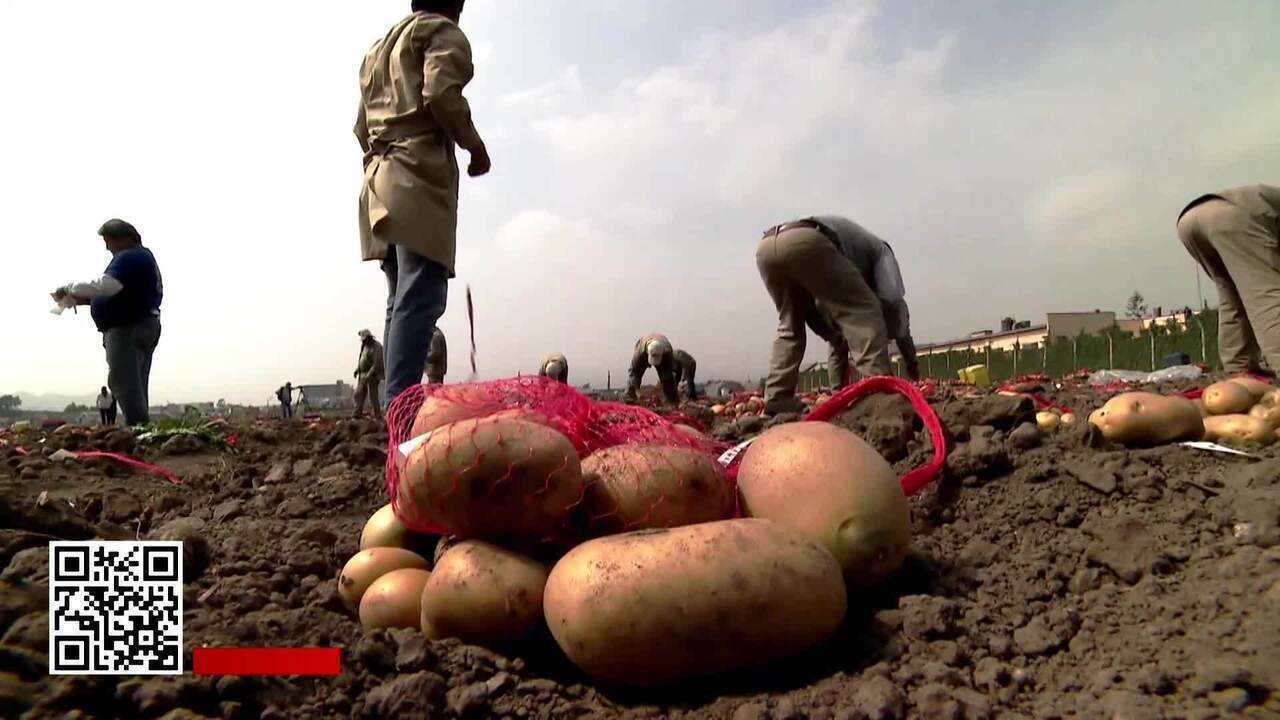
[[384, 376, 732, 543]]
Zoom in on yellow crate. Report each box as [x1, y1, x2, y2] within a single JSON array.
[[958, 364, 990, 386]]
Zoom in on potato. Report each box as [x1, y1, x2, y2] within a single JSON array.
[[736, 422, 910, 586], [1035, 411, 1060, 431], [409, 387, 498, 438], [543, 519, 846, 685], [581, 445, 735, 534], [1203, 414, 1276, 446], [1088, 392, 1204, 446], [1059, 412, 1077, 426], [338, 547, 430, 611], [1259, 389, 1280, 408], [672, 423, 707, 441], [1229, 375, 1274, 400], [1248, 403, 1280, 429], [711, 404, 726, 415], [421, 541, 548, 646], [397, 417, 584, 545], [1203, 381, 1257, 415], [1191, 398, 1209, 418], [359, 568, 431, 629], [360, 504, 409, 551]]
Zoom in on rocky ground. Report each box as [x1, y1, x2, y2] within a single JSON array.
[[1, 384, 1278, 719]]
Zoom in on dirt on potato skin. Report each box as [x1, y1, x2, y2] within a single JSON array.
[[1, 389, 1279, 720]]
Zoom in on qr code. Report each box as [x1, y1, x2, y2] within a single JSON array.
[[48, 541, 184, 675]]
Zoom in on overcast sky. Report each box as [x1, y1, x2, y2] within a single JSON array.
[[2, 0, 1277, 406]]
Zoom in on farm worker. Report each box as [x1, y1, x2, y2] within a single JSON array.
[[673, 349, 699, 401], [1177, 184, 1280, 377], [52, 219, 163, 427], [357, 0, 490, 406], [276, 383, 296, 421], [625, 334, 680, 405], [96, 387, 116, 426], [353, 330, 385, 420], [539, 354, 569, 384], [425, 327, 447, 384], [756, 215, 907, 415], [816, 299, 922, 391]]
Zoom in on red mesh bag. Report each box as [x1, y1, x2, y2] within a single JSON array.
[[384, 377, 734, 544]]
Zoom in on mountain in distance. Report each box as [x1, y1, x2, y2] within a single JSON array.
[[10, 391, 98, 411]]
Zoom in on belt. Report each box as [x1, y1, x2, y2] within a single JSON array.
[[763, 218, 837, 244]]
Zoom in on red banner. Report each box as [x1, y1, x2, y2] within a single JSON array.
[[192, 647, 340, 675]]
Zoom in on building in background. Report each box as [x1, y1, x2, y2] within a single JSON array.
[[297, 381, 355, 412]]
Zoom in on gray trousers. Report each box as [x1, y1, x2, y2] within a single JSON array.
[[103, 316, 161, 427], [1179, 198, 1280, 375]]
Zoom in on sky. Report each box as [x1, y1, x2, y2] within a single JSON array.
[[2, 0, 1278, 407]]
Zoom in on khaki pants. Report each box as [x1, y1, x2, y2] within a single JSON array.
[[756, 227, 890, 405], [1178, 199, 1280, 375], [355, 373, 384, 419]]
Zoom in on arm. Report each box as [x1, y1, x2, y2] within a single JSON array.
[[872, 248, 906, 305], [421, 26, 489, 173], [56, 274, 124, 305]]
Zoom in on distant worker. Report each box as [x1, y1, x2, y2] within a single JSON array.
[[276, 383, 296, 421], [356, 0, 489, 407], [1177, 184, 1280, 376], [625, 334, 680, 405], [673, 349, 699, 401], [96, 387, 116, 426], [817, 299, 921, 391], [425, 327, 447, 384], [756, 215, 909, 415], [539, 353, 569, 384], [52, 219, 163, 427], [354, 330, 385, 419]]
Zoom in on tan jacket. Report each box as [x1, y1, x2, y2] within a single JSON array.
[[1179, 185, 1280, 230], [358, 340, 384, 380], [356, 13, 483, 275]]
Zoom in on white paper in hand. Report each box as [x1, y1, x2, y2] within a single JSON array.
[[50, 291, 77, 316]]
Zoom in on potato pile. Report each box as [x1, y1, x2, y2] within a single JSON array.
[[1088, 377, 1277, 447], [710, 395, 765, 417], [338, 393, 914, 686]]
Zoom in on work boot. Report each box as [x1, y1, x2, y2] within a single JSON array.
[[763, 397, 806, 416]]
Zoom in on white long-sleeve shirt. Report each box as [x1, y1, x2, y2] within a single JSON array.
[[64, 274, 124, 300]]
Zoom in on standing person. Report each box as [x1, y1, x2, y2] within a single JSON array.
[[276, 383, 296, 421], [96, 387, 114, 426], [1177, 184, 1280, 376], [625, 334, 679, 405], [353, 330, 386, 419], [52, 219, 163, 427], [755, 215, 907, 415], [426, 327, 448, 384], [356, 0, 490, 406], [673, 349, 699, 401], [538, 353, 569, 384]]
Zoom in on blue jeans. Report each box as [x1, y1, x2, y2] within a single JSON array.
[[103, 316, 161, 427], [382, 246, 449, 404]]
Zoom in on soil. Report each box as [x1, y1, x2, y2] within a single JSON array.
[[2, 385, 1279, 719]]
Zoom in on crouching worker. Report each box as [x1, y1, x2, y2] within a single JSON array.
[[539, 353, 569, 384], [673, 349, 699, 401], [756, 215, 908, 415], [625, 334, 679, 405]]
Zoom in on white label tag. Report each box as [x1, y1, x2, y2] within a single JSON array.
[[1178, 441, 1258, 458], [396, 430, 434, 467], [717, 438, 756, 467]]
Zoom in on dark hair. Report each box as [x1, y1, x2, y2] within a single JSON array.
[[98, 218, 141, 244], [412, 0, 464, 15]]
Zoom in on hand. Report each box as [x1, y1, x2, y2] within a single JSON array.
[[467, 145, 491, 177], [52, 287, 69, 302]]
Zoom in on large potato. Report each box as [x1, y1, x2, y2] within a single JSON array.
[[359, 568, 431, 629], [1248, 403, 1280, 429], [736, 422, 910, 586], [408, 387, 499, 438], [398, 417, 584, 545], [1203, 381, 1257, 415], [338, 547, 430, 611], [421, 541, 547, 646], [581, 445, 735, 534], [543, 519, 846, 686], [1203, 414, 1276, 446], [1088, 392, 1204, 446]]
